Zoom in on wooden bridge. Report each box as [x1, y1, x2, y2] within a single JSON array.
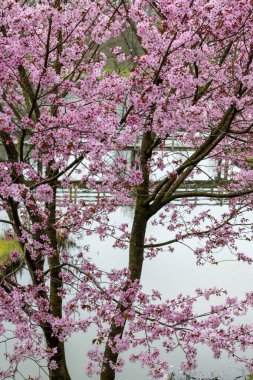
[[58, 178, 230, 205], [0, 139, 231, 205]]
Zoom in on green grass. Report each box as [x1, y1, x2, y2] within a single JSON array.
[[0, 238, 22, 265], [103, 65, 131, 77], [245, 157, 253, 168]]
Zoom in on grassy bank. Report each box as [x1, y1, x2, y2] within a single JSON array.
[[0, 237, 22, 265]]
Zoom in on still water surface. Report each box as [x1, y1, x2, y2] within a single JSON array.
[[1, 205, 253, 379], [67, 205, 253, 380]]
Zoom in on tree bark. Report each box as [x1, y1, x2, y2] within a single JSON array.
[[44, 187, 72, 380], [42, 322, 71, 380], [101, 132, 153, 380], [46, 253, 72, 380], [100, 203, 148, 380]]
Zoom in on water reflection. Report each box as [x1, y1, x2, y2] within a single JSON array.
[[68, 205, 253, 380], [0, 205, 253, 379]]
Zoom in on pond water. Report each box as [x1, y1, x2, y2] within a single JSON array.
[[0, 205, 253, 379], [70, 206, 252, 380]]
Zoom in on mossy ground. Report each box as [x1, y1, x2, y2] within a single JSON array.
[[0, 238, 22, 265]]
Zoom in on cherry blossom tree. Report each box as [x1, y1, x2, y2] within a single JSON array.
[[1, 1, 253, 380]]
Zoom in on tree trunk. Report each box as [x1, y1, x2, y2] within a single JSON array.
[[48, 349, 70, 380], [42, 322, 71, 380], [44, 187, 71, 380], [101, 131, 153, 380], [100, 202, 148, 380]]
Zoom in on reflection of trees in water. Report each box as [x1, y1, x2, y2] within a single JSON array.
[[56, 230, 76, 252], [0, 231, 76, 284], [120, 205, 135, 219], [168, 374, 245, 380]]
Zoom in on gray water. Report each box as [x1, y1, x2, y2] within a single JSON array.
[[0, 205, 253, 379], [70, 206, 252, 380]]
